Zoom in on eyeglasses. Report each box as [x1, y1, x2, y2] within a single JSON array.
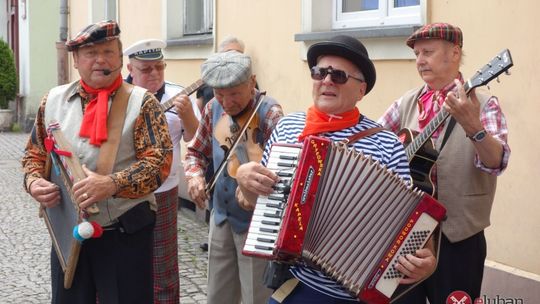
[[133, 62, 167, 74], [310, 66, 365, 84]]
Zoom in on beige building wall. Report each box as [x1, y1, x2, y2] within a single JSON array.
[[425, 1, 540, 277], [214, 0, 540, 279], [66, 0, 539, 283]]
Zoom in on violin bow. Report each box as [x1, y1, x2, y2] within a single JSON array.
[[205, 91, 267, 195]]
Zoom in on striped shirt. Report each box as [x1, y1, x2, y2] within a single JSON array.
[[261, 112, 411, 301], [378, 84, 510, 175]]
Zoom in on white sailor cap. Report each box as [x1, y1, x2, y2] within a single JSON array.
[[123, 39, 166, 60]]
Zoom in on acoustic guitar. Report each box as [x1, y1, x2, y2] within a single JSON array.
[[160, 78, 204, 112], [398, 49, 513, 195]]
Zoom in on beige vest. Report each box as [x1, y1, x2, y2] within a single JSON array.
[[44, 80, 156, 226], [398, 87, 497, 242]]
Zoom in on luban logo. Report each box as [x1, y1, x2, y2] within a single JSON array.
[[447, 290, 472, 304], [474, 295, 524, 304]]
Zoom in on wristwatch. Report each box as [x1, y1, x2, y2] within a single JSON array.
[[468, 129, 488, 142]]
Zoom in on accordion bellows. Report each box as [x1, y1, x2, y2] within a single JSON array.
[[243, 136, 446, 304]]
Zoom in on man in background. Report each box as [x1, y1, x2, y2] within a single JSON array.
[[124, 38, 201, 303], [182, 51, 283, 304]]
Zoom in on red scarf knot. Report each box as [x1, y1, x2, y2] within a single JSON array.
[[417, 75, 464, 138], [79, 76, 123, 146], [298, 106, 361, 141]]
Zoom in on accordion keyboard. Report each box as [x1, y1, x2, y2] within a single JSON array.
[[242, 144, 302, 258]]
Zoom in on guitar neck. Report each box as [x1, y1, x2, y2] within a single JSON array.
[[160, 79, 204, 112], [405, 81, 472, 160]]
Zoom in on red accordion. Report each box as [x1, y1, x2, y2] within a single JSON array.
[[242, 136, 446, 304]]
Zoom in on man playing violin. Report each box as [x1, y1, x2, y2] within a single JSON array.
[[378, 23, 511, 303], [182, 50, 283, 304], [124, 38, 201, 304]]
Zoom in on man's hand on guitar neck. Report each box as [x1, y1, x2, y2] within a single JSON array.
[[444, 80, 483, 135], [445, 80, 504, 168], [173, 94, 199, 142]]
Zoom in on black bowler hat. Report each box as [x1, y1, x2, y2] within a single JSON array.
[[307, 35, 376, 94]]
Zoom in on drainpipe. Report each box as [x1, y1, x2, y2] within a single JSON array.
[[56, 0, 69, 85]]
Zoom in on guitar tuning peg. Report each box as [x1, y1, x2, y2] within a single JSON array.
[[487, 84, 491, 90], [496, 76, 501, 83], [505, 70, 511, 76]]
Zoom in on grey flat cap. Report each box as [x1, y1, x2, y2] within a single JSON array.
[[201, 51, 252, 89]]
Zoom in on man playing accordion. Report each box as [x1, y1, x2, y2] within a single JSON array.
[[235, 35, 437, 303]]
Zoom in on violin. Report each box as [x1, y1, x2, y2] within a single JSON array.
[[206, 92, 266, 194], [214, 109, 263, 177]]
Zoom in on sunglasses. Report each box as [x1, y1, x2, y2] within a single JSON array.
[[310, 66, 365, 84], [134, 62, 167, 74]]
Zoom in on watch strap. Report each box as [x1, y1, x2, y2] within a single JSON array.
[[468, 128, 487, 142]]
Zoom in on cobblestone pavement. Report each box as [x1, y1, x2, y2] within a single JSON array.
[[0, 132, 208, 303]]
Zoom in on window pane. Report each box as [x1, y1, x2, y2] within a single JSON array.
[[394, 0, 419, 7], [185, 0, 204, 34], [105, 0, 116, 20], [91, 0, 105, 23], [342, 0, 378, 12]]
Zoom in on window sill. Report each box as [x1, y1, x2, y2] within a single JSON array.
[[294, 25, 420, 42], [164, 34, 215, 60], [167, 34, 214, 46], [295, 25, 421, 60]]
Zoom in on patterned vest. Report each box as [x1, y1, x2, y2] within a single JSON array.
[[397, 86, 497, 242], [211, 92, 278, 233], [44, 80, 155, 226]]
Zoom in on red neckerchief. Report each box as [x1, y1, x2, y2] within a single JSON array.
[[298, 106, 360, 141], [417, 74, 464, 137], [79, 75, 123, 146]]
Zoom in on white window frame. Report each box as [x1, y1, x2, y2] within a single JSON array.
[[298, 0, 426, 60], [183, 0, 213, 36], [90, 0, 118, 23], [333, 0, 421, 29]]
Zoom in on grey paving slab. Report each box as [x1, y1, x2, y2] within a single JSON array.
[[0, 132, 208, 303]]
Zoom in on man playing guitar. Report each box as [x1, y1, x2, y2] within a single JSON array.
[[378, 23, 511, 304]]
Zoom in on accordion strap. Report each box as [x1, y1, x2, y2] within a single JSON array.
[[345, 127, 385, 145], [96, 82, 134, 175]]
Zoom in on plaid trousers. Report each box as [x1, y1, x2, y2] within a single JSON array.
[[153, 187, 180, 304]]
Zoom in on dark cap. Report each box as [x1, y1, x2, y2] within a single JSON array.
[[307, 35, 376, 94], [406, 23, 463, 49], [66, 20, 120, 51]]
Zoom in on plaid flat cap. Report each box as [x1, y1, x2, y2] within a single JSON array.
[[406, 23, 463, 48], [201, 51, 252, 89], [66, 20, 120, 51]]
